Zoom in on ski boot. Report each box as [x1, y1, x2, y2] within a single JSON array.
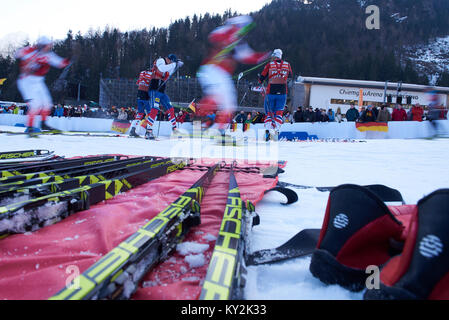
[[41, 121, 60, 132], [364, 189, 449, 300], [145, 128, 155, 140], [128, 127, 140, 138], [26, 127, 39, 138]]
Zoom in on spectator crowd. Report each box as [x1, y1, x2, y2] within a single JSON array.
[[1, 102, 448, 125], [290, 103, 448, 123]]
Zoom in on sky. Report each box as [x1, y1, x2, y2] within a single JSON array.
[[0, 0, 272, 54]]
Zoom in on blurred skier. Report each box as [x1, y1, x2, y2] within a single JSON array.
[[196, 15, 271, 133], [15, 36, 71, 135], [427, 89, 445, 137], [129, 67, 152, 137], [259, 48, 292, 141], [144, 54, 183, 139]]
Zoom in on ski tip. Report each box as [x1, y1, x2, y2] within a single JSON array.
[[264, 187, 298, 205]]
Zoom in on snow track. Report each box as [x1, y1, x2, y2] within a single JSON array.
[[1, 127, 449, 300]]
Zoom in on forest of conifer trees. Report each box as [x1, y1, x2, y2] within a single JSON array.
[[1, 0, 448, 104]]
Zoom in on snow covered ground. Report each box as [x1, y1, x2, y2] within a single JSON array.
[[1, 125, 449, 300]]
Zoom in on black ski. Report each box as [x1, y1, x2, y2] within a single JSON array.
[[199, 163, 299, 300], [187, 163, 283, 178], [0, 155, 121, 177], [0, 156, 158, 186], [0, 159, 187, 237], [246, 229, 321, 266], [278, 182, 406, 204], [200, 164, 260, 300], [0, 149, 53, 160], [50, 163, 220, 300], [0, 153, 58, 164], [0, 157, 167, 205]]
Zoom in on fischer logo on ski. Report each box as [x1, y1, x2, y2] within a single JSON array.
[[0, 149, 52, 160], [200, 165, 259, 300], [0, 158, 187, 237], [50, 164, 219, 300]]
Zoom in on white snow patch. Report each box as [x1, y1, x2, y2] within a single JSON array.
[[63, 235, 79, 241], [176, 242, 209, 256], [203, 233, 217, 242], [180, 266, 188, 274], [0, 195, 31, 206], [405, 35, 449, 84], [80, 251, 96, 256], [245, 258, 363, 300], [166, 257, 177, 264], [182, 276, 201, 282], [185, 254, 206, 269], [0, 202, 68, 234], [142, 281, 159, 288]]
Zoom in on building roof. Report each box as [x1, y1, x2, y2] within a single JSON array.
[[296, 76, 449, 94]]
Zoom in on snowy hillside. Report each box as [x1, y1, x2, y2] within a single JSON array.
[[1, 126, 449, 300], [405, 35, 449, 85]]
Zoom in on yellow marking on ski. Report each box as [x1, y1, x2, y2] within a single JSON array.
[[110, 269, 123, 283], [50, 275, 96, 300], [78, 176, 87, 185], [2, 171, 14, 178], [101, 180, 114, 199], [121, 179, 132, 189], [115, 180, 123, 195], [203, 251, 236, 296], [176, 223, 183, 237], [201, 181, 246, 300], [201, 281, 230, 300], [89, 175, 99, 184], [119, 241, 140, 255], [85, 247, 131, 284]]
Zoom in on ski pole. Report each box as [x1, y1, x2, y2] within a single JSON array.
[[157, 61, 181, 91], [235, 59, 269, 81]]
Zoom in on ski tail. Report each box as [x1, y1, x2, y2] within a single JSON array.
[[0, 152, 56, 164], [50, 163, 220, 300], [200, 163, 260, 300], [0, 157, 166, 206], [0, 155, 121, 178], [0, 156, 157, 187], [0, 149, 52, 160], [0, 159, 187, 237], [246, 229, 320, 266]]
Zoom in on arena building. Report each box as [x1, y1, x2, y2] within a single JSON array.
[[293, 77, 449, 113]]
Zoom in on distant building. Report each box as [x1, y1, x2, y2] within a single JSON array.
[[292, 77, 449, 113]]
